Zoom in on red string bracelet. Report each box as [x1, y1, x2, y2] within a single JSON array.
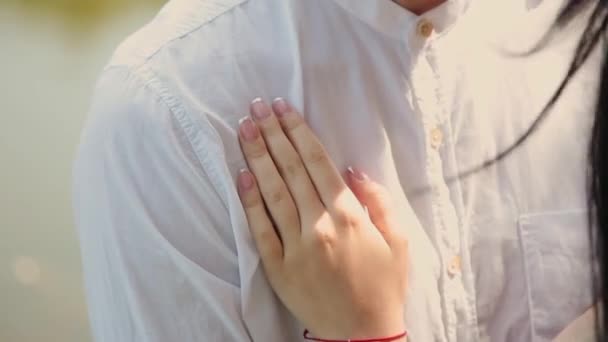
[[303, 329, 407, 342]]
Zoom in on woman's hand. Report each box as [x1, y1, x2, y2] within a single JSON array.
[[236, 98, 409, 340]]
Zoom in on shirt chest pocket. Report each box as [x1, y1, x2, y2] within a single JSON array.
[[518, 210, 594, 341]]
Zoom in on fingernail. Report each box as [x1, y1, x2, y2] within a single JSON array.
[[239, 117, 258, 141], [251, 98, 270, 120], [347, 167, 368, 182], [272, 97, 291, 117], [238, 169, 254, 191]]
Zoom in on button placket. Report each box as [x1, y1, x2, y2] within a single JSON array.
[[409, 49, 469, 341], [403, 7, 481, 341]]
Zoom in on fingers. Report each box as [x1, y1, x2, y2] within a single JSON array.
[[346, 167, 403, 248], [249, 99, 324, 217], [239, 116, 300, 247], [272, 98, 350, 210], [237, 170, 283, 276]]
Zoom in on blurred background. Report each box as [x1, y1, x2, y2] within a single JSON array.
[[0, 1, 164, 341]]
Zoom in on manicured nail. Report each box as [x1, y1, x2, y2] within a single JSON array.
[[347, 167, 368, 182], [238, 169, 254, 191], [251, 98, 270, 120], [272, 97, 291, 117], [239, 117, 258, 141]]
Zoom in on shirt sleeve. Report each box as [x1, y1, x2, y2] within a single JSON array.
[[72, 66, 258, 342]]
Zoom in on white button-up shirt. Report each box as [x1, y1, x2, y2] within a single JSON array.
[[73, 0, 599, 341]]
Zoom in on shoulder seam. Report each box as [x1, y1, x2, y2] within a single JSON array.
[[109, 0, 252, 71], [134, 65, 231, 212]]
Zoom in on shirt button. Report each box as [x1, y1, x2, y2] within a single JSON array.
[[430, 127, 443, 149], [417, 19, 434, 38], [447, 255, 461, 276]]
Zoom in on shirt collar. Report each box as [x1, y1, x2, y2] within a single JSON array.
[[332, 0, 471, 40]]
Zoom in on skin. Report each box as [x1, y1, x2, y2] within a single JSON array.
[[394, 0, 447, 15], [237, 98, 409, 341]]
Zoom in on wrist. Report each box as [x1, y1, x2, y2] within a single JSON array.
[[350, 312, 405, 339], [305, 313, 406, 342], [348, 324, 405, 340]]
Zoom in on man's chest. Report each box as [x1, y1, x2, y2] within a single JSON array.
[[296, 43, 593, 341], [169, 14, 595, 339]]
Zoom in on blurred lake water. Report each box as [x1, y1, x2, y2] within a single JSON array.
[[0, 1, 163, 341]]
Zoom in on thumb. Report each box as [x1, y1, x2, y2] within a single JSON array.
[[346, 167, 397, 241]]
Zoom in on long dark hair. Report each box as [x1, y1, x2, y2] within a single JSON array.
[[555, 1, 608, 339], [476, 1, 608, 339], [536, 1, 608, 339], [582, 1, 608, 338]]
